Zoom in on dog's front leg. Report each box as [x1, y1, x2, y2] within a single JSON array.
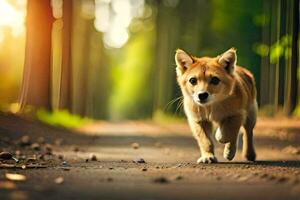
[[215, 115, 243, 161], [188, 119, 217, 163]]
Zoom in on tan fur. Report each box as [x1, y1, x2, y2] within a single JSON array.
[[175, 48, 257, 163]]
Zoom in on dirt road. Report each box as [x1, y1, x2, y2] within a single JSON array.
[[0, 113, 300, 200]]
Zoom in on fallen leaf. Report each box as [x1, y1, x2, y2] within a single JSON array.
[[5, 173, 26, 181]]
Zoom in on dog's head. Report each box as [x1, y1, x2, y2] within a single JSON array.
[[175, 48, 237, 106]]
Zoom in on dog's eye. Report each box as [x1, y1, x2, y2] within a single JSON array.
[[189, 77, 197, 85], [210, 76, 220, 85]]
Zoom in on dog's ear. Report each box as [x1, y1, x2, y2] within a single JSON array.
[[218, 48, 237, 74], [175, 49, 194, 76]]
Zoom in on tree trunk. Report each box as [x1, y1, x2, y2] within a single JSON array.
[[19, 0, 53, 110], [59, 0, 73, 110], [288, 0, 299, 115]]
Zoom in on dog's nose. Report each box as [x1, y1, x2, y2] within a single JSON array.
[[198, 92, 209, 101]]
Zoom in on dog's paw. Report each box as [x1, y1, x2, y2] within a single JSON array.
[[223, 143, 236, 161], [243, 149, 256, 162], [215, 128, 226, 143], [197, 155, 218, 164]]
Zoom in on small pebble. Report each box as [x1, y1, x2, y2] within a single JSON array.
[[15, 150, 21, 156], [73, 147, 79, 152], [54, 138, 63, 146], [277, 177, 288, 183], [174, 175, 183, 180], [175, 164, 182, 168], [260, 173, 268, 179], [291, 178, 299, 185], [37, 137, 45, 144], [31, 143, 41, 151], [107, 177, 113, 182], [37, 154, 45, 160], [62, 161, 70, 167], [153, 177, 169, 184], [0, 152, 13, 160], [20, 136, 31, 146], [91, 154, 97, 161], [44, 144, 53, 154], [131, 143, 140, 149], [133, 158, 146, 164], [54, 177, 64, 184], [154, 142, 162, 148], [267, 175, 276, 181]]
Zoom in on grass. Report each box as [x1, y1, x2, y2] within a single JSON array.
[[36, 109, 91, 129]]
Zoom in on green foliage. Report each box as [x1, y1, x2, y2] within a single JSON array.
[[210, 0, 262, 81], [294, 103, 300, 117], [253, 34, 292, 64], [36, 109, 91, 128], [253, 14, 269, 26], [108, 30, 155, 120], [153, 110, 185, 123], [253, 43, 269, 57]]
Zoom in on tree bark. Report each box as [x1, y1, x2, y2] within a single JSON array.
[[288, 0, 299, 114], [19, 0, 53, 110], [59, 0, 73, 110]]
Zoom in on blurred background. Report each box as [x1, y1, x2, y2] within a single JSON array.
[[0, 0, 299, 125]]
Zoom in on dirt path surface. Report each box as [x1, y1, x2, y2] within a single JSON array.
[[1, 113, 300, 200]]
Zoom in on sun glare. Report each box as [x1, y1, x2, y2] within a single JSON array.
[[0, 0, 26, 38], [94, 0, 145, 49]]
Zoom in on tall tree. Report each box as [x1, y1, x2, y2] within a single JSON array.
[[19, 0, 53, 110], [59, 0, 73, 110]]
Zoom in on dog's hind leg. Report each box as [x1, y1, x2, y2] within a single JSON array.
[[242, 102, 257, 161]]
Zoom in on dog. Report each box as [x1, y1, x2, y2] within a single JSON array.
[[175, 48, 257, 163]]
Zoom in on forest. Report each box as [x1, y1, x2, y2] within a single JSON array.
[[0, 1, 300, 200], [0, 0, 299, 122]]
